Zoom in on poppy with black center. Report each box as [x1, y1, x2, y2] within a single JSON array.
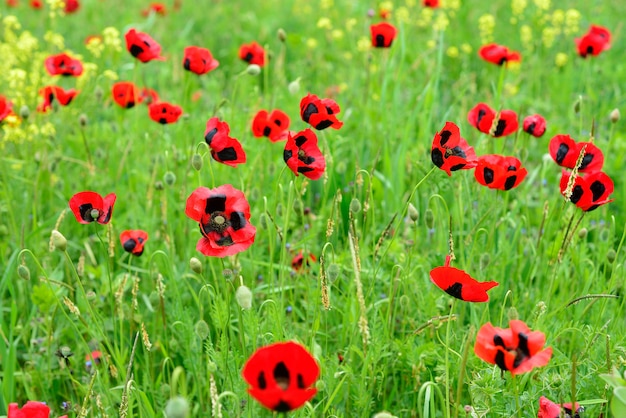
[[474, 154, 527, 191], [112, 82, 141, 109], [204, 117, 231, 146], [422, 0, 439, 7], [560, 170, 614, 212], [125, 29, 165, 63], [242, 341, 319, 412], [239, 41, 265, 66], [185, 184, 256, 257], [299, 93, 343, 130], [522, 114, 547, 137], [148, 102, 182, 124], [183, 46, 219, 75], [538, 396, 584, 418], [467, 103, 518, 137], [37, 86, 79, 112], [370, 22, 397, 48], [283, 129, 326, 180], [45, 53, 83, 77], [474, 320, 552, 375], [0, 95, 13, 122], [575, 24, 611, 58], [69, 191, 116, 225], [119, 230, 149, 256], [429, 255, 498, 302], [549, 134, 604, 173], [431, 121, 477, 176], [251, 109, 290, 142], [478, 43, 521, 66], [8, 401, 50, 418], [30, 0, 43, 8]]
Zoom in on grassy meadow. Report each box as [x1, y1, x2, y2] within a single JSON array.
[[1, 0, 625, 416]]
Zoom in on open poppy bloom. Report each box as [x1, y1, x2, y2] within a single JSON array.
[[576, 24, 611, 58], [69, 191, 116, 224], [475, 320, 552, 375], [44, 53, 83, 76], [467, 103, 518, 137], [291, 251, 317, 271], [148, 102, 182, 124], [283, 129, 326, 180], [523, 114, 546, 137], [430, 255, 498, 302], [120, 230, 148, 256], [185, 184, 256, 257], [125, 29, 165, 63], [251, 109, 290, 142], [549, 134, 604, 173], [538, 396, 583, 418], [239, 41, 265, 66], [64, 0, 79, 12], [183, 46, 219, 75], [142, 2, 166, 16], [300, 93, 343, 130], [431, 121, 477, 176], [474, 154, 527, 191], [242, 341, 319, 412], [209, 134, 246, 167], [423, 0, 439, 7], [30, 0, 43, 8], [478, 43, 521, 66], [560, 170, 614, 212], [0, 95, 13, 122], [37, 86, 79, 112], [112, 81, 141, 108], [7, 401, 50, 418], [370, 22, 397, 48]]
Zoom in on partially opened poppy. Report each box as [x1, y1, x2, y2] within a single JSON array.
[[139, 87, 159, 105], [431, 121, 477, 176], [64, 0, 79, 13], [538, 396, 583, 418], [125, 29, 165, 63], [204, 116, 231, 146], [283, 129, 326, 180], [112, 81, 141, 108], [251, 109, 290, 142], [37, 86, 79, 112], [185, 184, 256, 257], [430, 255, 498, 302], [30, 0, 43, 8], [239, 41, 265, 66], [148, 102, 182, 124], [291, 251, 317, 271], [0, 95, 13, 122], [44, 53, 83, 76], [120, 230, 149, 256], [142, 2, 166, 16], [560, 170, 614, 212], [69, 191, 116, 225], [548, 134, 604, 173], [370, 22, 397, 48], [467, 103, 518, 137], [7, 401, 50, 418], [523, 114, 547, 137], [300, 93, 343, 130], [475, 320, 552, 375], [474, 154, 527, 191], [183, 46, 219, 75], [423, 0, 439, 7], [576, 24, 611, 58], [242, 341, 319, 412], [478, 43, 521, 66]]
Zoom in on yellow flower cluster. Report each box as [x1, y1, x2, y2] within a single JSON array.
[[416, 8, 434, 29], [443, 0, 461, 10], [44, 30, 65, 50], [520, 25, 533, 50], [478, 14, 496, 45], [102, 27, 122, 52], [433, 13, 450, 32], [564, 9, 581, 35], [542, 27, 556, 48], [511, 0, 528, 16], [533, 0, 551, 11], [555, 52, 568, 68]]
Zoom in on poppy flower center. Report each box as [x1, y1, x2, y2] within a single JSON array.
[[90, 208, 101, 220], [205, 212, 229, 233]]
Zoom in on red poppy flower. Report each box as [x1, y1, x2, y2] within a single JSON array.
[[475, 320, 553, 375], [0, 95, 13, 122], [7, 0, 18, 7], [125, 29, 165, 63], [538, 396, 583, 418], [576, 25, 611, 58], [120, 230, 148, 256], [523, 114, 547, 137], [562, 403, 584, 417], [64, 0, 79, 13], [69, 191, 116, 225], [45, 53, 83, 77], [291, 251, 317, 271], [148, 102, 182, 124], [204, 116, 230, 145], [139, 87, 159, 105], [423, 0, 439, 7], [7, 401, 50, 418], [548, 135, 604, 173], [431, 121, 477, 176], [185, 184, 256, 257], [252, 109, 290, 142], [560, 170, 614, 212], [300, 93, 343, 130], [474, 154, 527, 191], [478, 43, 521, 66], [85, 350, 102, 367], [370, 22, 397, 48], [37, 86, 79, 112], [112, 81, 141, 108], [183, 46, 219, 75], [242, 341, 319, 412], [209, 134, 247, 167], [142, 2, 166, 16], [283, 129, 326, 180], [430, 255, 498, 302], [30, 0, 43, 9], [467, 103, 518, 137], [239, 41, 265, 66]]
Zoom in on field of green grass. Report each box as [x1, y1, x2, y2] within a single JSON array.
[[1, 0, 625, 416]]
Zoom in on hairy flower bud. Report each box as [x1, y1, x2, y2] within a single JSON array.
[[610, 108, 620, 124], [350, 197, 362, 214], [191, 154, 202, 171], [51, 230, 67, 252], [17, 265, 30, 281], [163, 171, 176, 186], [407, 203, 419, 222], [246, 64, 261, 76], [164, 396, 189, 418], [235, 285, 252, 310], [189, 257, 203, 274]]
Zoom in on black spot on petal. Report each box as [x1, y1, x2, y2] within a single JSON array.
[[579, 153, 594, 170], [493, 120, 507, 137], [205, 195, 226, 214], [123, 239, 136, 252], [297, 374, 305, 389], [129, 44, 144, 58], [274, 401, 292, 412], [262, 126, 271, 137], [216, 147, 238, 162], [183, 58, 191, 71], [302, 103, 318, 122], [230, 211, 246, 231], [570, 185, 584, 204], [494, 350, 508, 371], [375, 34, 386, 47], [590, 180, 606, 201], [431, 148, 444, 168], [444, 282, 463, 299], [504, 175, 517, 190], [294, 135, 308, 147], [298, 166, 315, 174], [483, 167, 494, 184], [205, 128, 218, 145], [283, 149, 293, 162], [439, 130, 452, 146], [556, 143, 569, 164], [257, 371, 267, 389], [314, 120, 333, 130], [78, 203, 95, 222]]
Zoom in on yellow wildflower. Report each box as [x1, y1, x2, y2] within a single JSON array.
[[416, 8, 434, 28], [346, 18, 357, 32], [86, 37, 104, 58], [102, 27, 122, 52], [533, 0, 550, 11], [44, 30, 65, 50], [511, 0, 527, 16], [542, 27, 556, 48], [317, 17, 332, 30], [564, 9, 581, 35], [321, 0, 333, 9], [461, 43, 472, 54], [306, 38, 318, 49], [555, 52, 568, 68], [396, 7, 410, 24], [446, 46, 459, 58], [103, 70, 118, 81], [478, 14, 496, 45], [433, 13, 450, 32], [520, 25, 533, 50], [357, 36, 371, 52]]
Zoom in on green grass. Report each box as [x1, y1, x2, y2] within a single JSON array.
[[1, 0, 625, 416]]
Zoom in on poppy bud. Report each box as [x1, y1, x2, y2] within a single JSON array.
[[94, 86, 103, 102], [373, 413, 398, 418], [189, 257, 202, 274], [407, 203, 419, 222], [155, 181, 164, 190], [194, 320, 209, 340], [350, 197, 362, 213], [480, 253, 490, 270], [51, 230, 67, 251], [19, 105, 30, 120], [327, 263, 340, 281], [222, 268, 233, 279], [288, 78, 301, 95], [507, 307, 519, 321], [425, 209, 435, 229], [164, 396, 189, 418], [17, 264, 30, 281], [610, 108, 620, 123], [191, 154, 202, 171], [246, 64, 261, 76], [79, 113, 88, 127], [607, 249, 616, 263], [258, 213, 268, 229], [163, 171, 176, 186], [235, 285, 252, 310], [578, 227, 588, 239], [277, 28, 287, 42], [573, 98, 581, 114], [86, 290, 97, 300], [315, 379, 326, 391]]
